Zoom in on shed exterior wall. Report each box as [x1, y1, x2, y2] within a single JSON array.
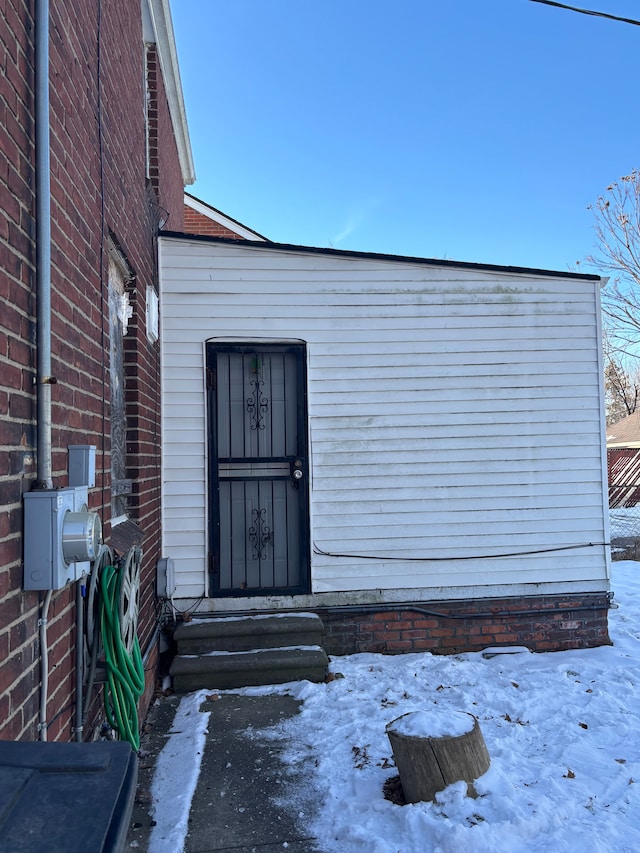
[[159, 238, 610, 604]]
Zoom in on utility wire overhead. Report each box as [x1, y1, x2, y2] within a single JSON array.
[[529, 0, 640, 26]]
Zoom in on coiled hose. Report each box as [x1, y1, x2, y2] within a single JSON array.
[[84, 545, 145, 750]]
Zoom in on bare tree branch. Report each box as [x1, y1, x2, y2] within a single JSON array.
[[588, 170, 640, 351], [602, 330, 640, 424]]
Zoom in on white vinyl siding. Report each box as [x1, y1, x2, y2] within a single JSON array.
[[160, 238, 609, 600]]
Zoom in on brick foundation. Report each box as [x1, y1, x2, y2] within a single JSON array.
[[318, 592, 611, 656]]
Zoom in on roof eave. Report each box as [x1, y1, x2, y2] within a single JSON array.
[[159, 232, 603, 282]]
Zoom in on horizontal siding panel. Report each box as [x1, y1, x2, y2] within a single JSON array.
[[312, 471, 601, 492], [313, 350, 596, 368], [313, 519, 603, 544], [162, 288, 593, 310], [312, 440, 601, 459], [165, 530, 206, 548], [162, 404, 204, 422], [164, 301, 595, 327], [162, 460, 205, 475], [309, 386, 598, 406], [163, 485, 205, 502], [161, 341, 203, 358], [306, 338, 595, 355], [164, 504, 206, 520], [312, 409, 599, 429], [164, 320, 595, 349], [171, 583, 206, 598], [308, 374, 596, 392], [162, 367, 205, 384], [316, 493, 604, 514], [162, 431, 205, 447], [310, 458, 602, 479], [160, 262, 590, 282], [162, 252, 590, 285], [311, 556, 606, 579], [311, 425, 601, 446], [309, 399, 598, 419], [164, 541, 206, 560], [160, 351, 205, 368], [313, 361, 597, 379], [310, 483, 600, 503], [316, 509, 602, 529], [311, 559, 606, 593]]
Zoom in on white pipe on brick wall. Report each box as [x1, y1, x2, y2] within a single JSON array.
[[34, 0, 53, 489], [38, 591, 52, 741], [75, 580, 84, 742]]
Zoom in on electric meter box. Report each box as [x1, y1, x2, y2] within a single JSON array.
[[23, 488, 102, 590]]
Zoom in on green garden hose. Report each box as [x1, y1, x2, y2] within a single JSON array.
[[99, 550, 145, 750]]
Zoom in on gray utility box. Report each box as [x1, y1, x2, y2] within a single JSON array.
[[0, 741, 137, 853], [23, 487, 102, 590], [68, 444, 96, 488]]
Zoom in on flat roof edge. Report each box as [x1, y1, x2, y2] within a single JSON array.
[[159, 231, 601, 281]]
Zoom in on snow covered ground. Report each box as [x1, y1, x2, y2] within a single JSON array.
[[151, 562, 640, 853]]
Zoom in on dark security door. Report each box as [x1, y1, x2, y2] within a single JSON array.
[[206, 343, 310, 596]]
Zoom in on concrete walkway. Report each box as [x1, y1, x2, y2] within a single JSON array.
[[126, 692, 321, 852]]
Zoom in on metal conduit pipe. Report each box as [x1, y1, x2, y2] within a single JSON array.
[[35, 0, 53, 743], [34, 0, 53, 490]]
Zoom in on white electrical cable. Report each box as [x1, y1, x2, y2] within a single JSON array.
[[39, 590, 53, 742]]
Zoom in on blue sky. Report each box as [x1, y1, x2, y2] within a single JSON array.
[[171, 1, 640, 273]]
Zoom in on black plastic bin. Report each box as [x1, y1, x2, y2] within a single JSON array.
[[0, 740, 137, 852]]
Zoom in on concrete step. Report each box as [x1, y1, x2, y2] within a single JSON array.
[[170, 613, 329, 692], [173, 613, 324, 654], [170, 645, 329, 692]]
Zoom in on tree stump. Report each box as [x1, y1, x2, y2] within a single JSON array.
[[386, 710, 490, 803]]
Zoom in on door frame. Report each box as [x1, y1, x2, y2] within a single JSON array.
[[205, 341, 311, 597]]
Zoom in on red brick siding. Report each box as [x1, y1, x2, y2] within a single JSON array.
[[147, 44, 185, 231], [319, 593, 611, 656], [0, 0, 184, 741], [183, 206, 248, 239]]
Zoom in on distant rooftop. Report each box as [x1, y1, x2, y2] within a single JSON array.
[[606, 412, 640, 447]]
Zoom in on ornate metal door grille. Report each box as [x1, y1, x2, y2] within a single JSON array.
[[207, 344, 310, 596]]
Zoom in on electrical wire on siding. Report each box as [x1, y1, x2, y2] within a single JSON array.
[[313, 541, 609, 561]]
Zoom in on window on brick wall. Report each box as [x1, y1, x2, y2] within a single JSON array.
[[108, 253, 133, 524]]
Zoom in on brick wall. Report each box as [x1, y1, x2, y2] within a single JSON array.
[[183, 206, 249, 239], [147, 43, 185, 230], [319, 593, 611, 657], [0, 0, 185, 741]]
